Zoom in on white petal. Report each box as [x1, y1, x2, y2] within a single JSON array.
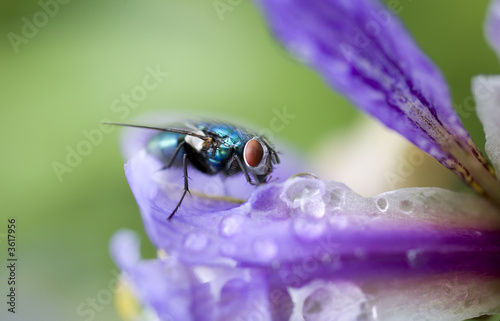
[[290, 273, 500, 321], [359, 271, 500, 321], [473, 75, 500, 174]]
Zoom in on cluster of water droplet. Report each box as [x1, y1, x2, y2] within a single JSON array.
[[175, 173, 500, 274], [291, 281, 378, 321]]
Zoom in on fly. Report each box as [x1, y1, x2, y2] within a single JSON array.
[[107, 120, 280, 219]]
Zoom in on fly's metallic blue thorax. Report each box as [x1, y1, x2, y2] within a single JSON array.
[[196, 122, 249, 170]]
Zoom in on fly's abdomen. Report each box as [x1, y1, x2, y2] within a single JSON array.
[[147, 132, 185, 166]]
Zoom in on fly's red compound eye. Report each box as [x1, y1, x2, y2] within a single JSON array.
[[244, 139, 264, 167]]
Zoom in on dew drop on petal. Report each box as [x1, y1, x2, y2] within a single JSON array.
[[302, 283, 375, 321], [220, 278, 249, 302], [399, 199, 414, 214], [219, 215, 243, 237], [280, 178, 325, 209], [329, 215, 349, 229], [406, 249, 418, 266], [302, 198, 326, 218], [324, 188, 345, 209], [183, 233, 208, 252], [406, 249, 426, 268], [293, 218, 326, 241], [375, 197, 389, 212], [321, 253, 331, 264], [252, 238, 278, 262]]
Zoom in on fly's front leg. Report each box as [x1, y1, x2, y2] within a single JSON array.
[[232, 154, 258, 186], [163, 141, 185, 170], [168, 153, 190, 220]]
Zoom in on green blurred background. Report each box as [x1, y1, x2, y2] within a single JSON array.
[[1, 0, 499, 320]]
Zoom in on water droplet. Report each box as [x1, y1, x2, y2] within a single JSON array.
[[302, 283, 375, 321], [252, 238, 278, 262], [219, 215, 243, 237], [325, 188, 345, 209], [220, 278, 248, 299], [280, 177, 325, 209], [321, 253, 331, 264], [293, 218, 326, 241], [303, 198, 326, 218], [400, 199, 414, 213], [329, 214, 349, 229], [406, 249, 426, 267], [183, 233, 208, 252], [376, 197, 388, 212], [406, 249, 418, 265]]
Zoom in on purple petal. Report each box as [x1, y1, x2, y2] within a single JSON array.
[[215, 271, 293, 321], [486, 0, 500, 60], [110, 229, 141, 270], [254, 0, 500, 202], [110, 230, 293, 321], [125, 151, 500, 276], [111, 230, 215, 321]]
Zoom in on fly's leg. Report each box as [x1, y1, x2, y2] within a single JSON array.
[[232, 154, 258, 186], [168, 153, 190, 220], [162, 141, 185, 170]]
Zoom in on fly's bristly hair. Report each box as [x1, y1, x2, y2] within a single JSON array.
[[227, 158, 243, 176]]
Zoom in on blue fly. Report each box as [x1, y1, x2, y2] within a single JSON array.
[[108, 121, 280, 219]]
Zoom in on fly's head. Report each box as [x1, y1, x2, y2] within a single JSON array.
[[242, 137, 280, 185]]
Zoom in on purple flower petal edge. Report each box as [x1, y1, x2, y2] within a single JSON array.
[[110, 230, 216, 321], [125, 151, 500, 277], [486, 0, 500, 61], [254, 0, 500, 202], [110, 230, 294, 321]]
